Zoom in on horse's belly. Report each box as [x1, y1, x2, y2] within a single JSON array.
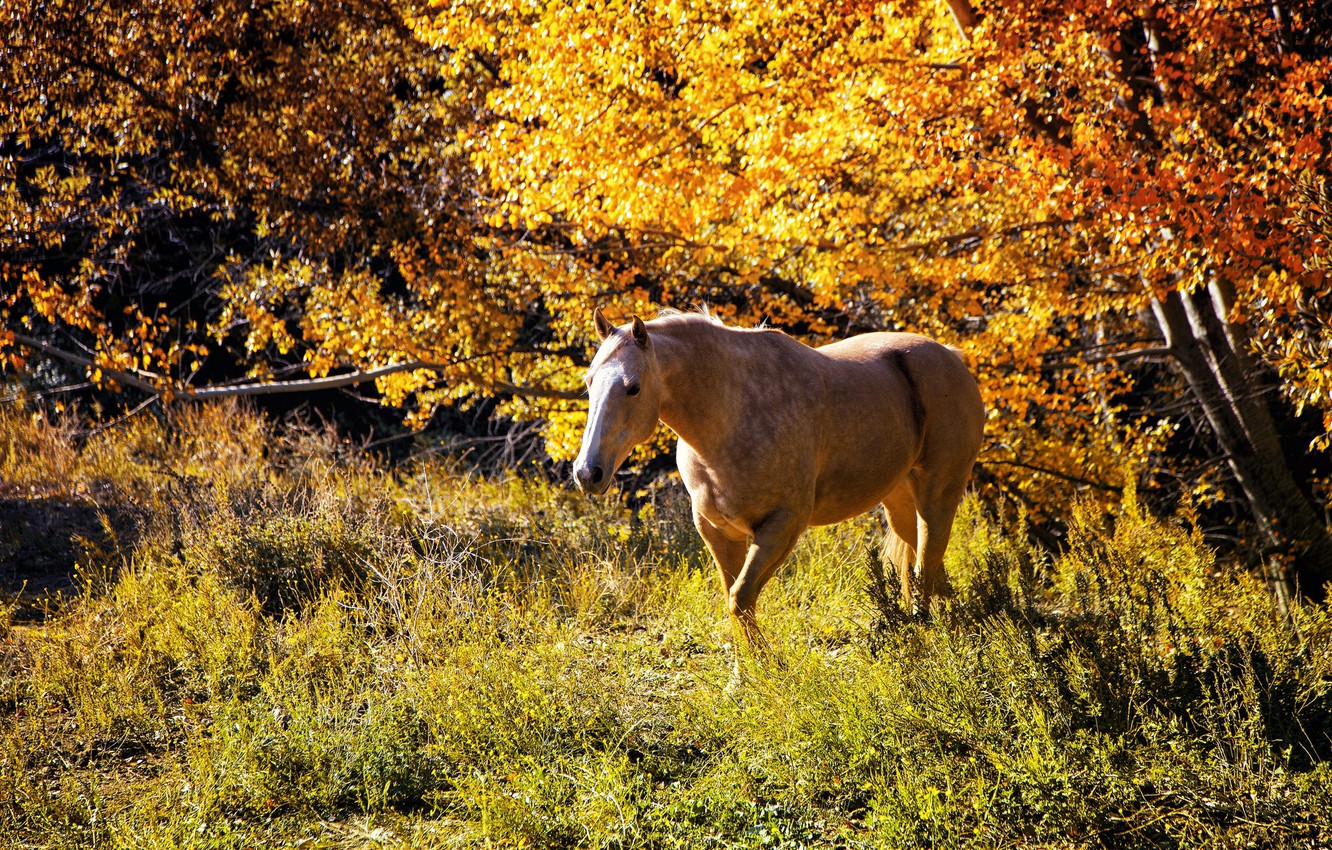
[[809, 471, 905, 527], [809, 496, 880, 527]]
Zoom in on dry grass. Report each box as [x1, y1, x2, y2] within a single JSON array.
[[1, 398, 1330, 848]]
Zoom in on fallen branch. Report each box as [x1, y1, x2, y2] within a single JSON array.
[[9, 332, 582, 402]]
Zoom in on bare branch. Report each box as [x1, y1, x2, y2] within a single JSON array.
[[10, 332, 441, 400], [10, 332, 599, 405], [12, 332, 163, 395], [939, 0, 979, 41], [1096, 345, 1174, 365], [186, 362, 444, 398], [983, 457, 1124, 493], [494, 381, 586, 401]]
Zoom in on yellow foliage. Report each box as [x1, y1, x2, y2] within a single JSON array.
[[4, 0, 1331, 523]]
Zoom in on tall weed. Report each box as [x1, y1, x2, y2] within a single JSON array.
[[1, 401, 1330, 848]]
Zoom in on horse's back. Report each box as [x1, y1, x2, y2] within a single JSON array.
[[818, 330, 963, 372], [816, 331, 981, 421]]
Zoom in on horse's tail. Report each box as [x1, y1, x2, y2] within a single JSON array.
[[883, 530, 916, 605], [872, 506, 917, 606]]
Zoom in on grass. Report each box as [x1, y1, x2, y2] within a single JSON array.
[[1, 398, 1330, 848]]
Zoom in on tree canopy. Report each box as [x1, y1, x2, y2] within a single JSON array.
[[4, 0, 1331, 596]]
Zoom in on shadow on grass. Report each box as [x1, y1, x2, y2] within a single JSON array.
[[0, 496, 136, 622]]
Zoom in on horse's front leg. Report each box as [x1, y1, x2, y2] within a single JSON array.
[[694, 511, 747, 608], [727, 510, 806, 650]]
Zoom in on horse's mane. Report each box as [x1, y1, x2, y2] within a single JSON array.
[[652, 307, 725, 326], [653, 307, 786, 337]]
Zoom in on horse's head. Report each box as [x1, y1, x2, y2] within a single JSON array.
[[573, 307, 663, 495]]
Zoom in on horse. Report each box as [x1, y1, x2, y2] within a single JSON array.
[[572, 307, 985, 646]]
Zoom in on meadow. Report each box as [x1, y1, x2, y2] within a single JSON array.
[[1, 401, 1330, 848]]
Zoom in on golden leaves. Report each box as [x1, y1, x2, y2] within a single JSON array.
[[407, 0, 1332, 508], [3, 0, 507, 419], [8, 0, 1332, 521]]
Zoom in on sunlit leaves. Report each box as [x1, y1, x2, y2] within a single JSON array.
[[411, 0, 1332, 516], [2, 0, 508, 415], [5, 0, 1330, 526]]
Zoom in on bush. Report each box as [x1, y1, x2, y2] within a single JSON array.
[[2, 401, 1330, 848]]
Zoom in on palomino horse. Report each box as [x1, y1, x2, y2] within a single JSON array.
[[573, 308, 985, 645]]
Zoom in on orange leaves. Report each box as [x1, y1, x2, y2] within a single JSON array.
[[2, 0, 511, 418], [417, 0, 961, 270], [7, 0, 1331, 526]]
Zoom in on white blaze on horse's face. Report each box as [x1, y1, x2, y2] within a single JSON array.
[[573, 313, 662, 495]]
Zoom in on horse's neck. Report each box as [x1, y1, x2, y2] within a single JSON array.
[[654, 322, 744, 453]]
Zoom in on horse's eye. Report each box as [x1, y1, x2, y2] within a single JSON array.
[[626, 383, 641, 397]]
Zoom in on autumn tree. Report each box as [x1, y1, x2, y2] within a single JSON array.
[[1, 0, 577, 427], [950, 0, 1332, 604], [6, 0, 1331, 600], [413, 0, 1332, 599]]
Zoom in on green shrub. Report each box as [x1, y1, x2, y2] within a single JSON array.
[[3, 402, 1331, 849]]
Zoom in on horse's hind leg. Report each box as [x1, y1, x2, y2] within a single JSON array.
[[912, 475, 969, 608], [881, 483, 919, 607]]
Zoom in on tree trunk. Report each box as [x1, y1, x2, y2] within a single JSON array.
[[937, 0, 1330, 603], [1151, 285, 1332, 604]]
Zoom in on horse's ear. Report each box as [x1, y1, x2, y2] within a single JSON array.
[[631, 315, 649, 348], [594, 306, 614, 340]]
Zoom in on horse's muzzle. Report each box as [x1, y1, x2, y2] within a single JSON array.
[[573, 461, 612, 495]]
